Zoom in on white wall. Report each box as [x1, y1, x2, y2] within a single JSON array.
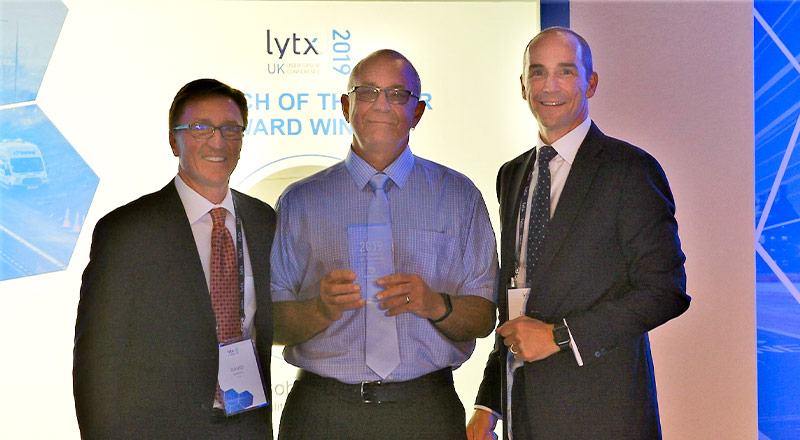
[[571, 1, 757, 438], [0, 1, 538, 438]]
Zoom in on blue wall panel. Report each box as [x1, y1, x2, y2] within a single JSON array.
[[754, 2, 800, 438]]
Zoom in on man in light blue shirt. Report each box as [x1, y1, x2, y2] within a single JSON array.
[[271, 49, 498, 440]]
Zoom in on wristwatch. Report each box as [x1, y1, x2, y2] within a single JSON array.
[[552, 321, 571, 351], [429, 293, 453, 323]]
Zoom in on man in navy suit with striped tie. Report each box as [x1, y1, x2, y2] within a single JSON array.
[[469, 27, 691, 440]]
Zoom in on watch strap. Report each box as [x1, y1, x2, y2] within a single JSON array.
[[429, 293, 453, 323]]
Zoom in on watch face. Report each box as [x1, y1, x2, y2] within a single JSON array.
[[553, 324, 570, 346]]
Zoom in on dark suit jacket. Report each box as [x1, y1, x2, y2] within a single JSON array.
[[476, 124, 690, 439], [73, 181, 275, 439]]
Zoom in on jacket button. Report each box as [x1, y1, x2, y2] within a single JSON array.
[[594, 351, 602, 358]]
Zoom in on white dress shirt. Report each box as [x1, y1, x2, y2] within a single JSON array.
[[514, 118, 593, 367], [174, 175, 257, 336]]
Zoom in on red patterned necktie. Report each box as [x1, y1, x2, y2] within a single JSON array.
[[210, 207, 242, 405], [210, 207, 242, 341]]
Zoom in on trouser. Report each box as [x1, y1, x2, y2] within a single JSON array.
[[278, 368, 467, 440], [511, 367, 531, 440]]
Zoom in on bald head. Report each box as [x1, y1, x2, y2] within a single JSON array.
[[523, 27, 594, 77], [348, 49, 422, 95]]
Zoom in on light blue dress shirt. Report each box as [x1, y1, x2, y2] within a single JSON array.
[[270, 146, 498, 383]]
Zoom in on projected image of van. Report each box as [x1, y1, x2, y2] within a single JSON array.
[[0, 139, 48, 189], [0, 108, 98, 284]]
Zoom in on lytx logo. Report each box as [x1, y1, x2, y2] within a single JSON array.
[[267, 30, 319, 59]]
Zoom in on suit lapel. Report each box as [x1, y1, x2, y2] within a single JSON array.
[[500, 148, 537, 277], [233, 192, 265, 278], [159, 181, 214, 301], [506, 148, 537, 229], [538, 124, 604, 268]]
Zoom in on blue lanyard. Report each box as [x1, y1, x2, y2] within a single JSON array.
[[231, 197, 246, 336], [513, 161, 538, 288]]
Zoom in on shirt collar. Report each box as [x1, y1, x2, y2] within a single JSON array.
[[536, 117, 592, 165], [344, 145, 415, 190], [174, 174, 235, 224]]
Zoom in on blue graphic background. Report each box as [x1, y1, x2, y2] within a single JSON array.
[[0, 105, 98, 280], [754, 2, 800, 438], [223, 388, 255, 414], [0, 0, 98, 281], [0, 0, 66, 105]]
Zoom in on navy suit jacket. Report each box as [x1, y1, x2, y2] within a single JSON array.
[[73, 181, 275, 439], [476, 123, 690, 439]]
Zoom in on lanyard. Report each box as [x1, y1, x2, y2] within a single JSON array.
[[513, 161, 538, 288], [229, 197, 246, 336]]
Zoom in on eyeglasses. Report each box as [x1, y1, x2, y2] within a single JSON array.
[[348, 86, 420, 105], [171, 123, 245, 140]]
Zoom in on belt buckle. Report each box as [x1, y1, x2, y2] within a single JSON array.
[[360, 381, 381, 404]]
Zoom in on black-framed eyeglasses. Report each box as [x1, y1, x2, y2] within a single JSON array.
[[348, 86, 420, 105], [171, 123, 245, 140]]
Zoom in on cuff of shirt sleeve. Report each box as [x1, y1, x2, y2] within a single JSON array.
[[474, 405, 503, 420], [563, 318, 584, 367]]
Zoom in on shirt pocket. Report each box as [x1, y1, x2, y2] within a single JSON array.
[[395, 228, 462, 293]]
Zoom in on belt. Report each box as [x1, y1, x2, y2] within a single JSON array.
[[296, 368, 453, 404]]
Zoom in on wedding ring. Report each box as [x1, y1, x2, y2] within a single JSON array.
[[405, 296, 410, 304], [510, 344, 519, 355]]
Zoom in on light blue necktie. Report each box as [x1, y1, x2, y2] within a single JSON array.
[[365, 173, 401, 378]]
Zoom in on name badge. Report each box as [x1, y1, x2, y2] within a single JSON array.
[[507, 288, 531, 318], [218, 339, 269, 416], [348, 223, 394, 302]]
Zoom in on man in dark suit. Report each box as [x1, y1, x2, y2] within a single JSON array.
[[73, 79, 275, 439], [468, 27, 691, 440]]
